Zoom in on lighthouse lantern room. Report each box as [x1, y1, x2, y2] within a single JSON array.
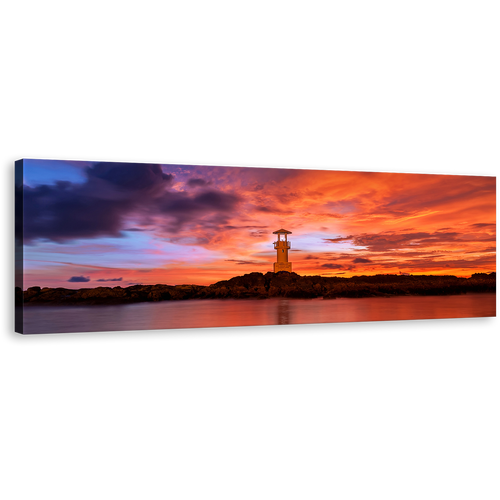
[[273, 229, 292, 273]]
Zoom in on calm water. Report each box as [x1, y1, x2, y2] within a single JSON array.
[[21, 294, 496, 334]]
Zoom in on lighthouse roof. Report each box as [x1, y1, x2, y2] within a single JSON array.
[[273, 228, 292, 234]]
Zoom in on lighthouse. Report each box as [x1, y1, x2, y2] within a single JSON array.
[[273, 229, 292, 273]]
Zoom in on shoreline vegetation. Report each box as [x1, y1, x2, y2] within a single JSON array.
[[16, 271, 496, 306]]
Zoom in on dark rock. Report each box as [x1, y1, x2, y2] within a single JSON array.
[[24, 286, 42, 301], [20, 272, 496, 306], [147, 288, 169, 301], [28, 287, 76, 303]]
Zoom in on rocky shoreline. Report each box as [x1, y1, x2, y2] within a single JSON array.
[[16, 271, 496, 306]]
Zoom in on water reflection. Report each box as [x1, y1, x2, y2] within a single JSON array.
[[21, 294, 496, 334], [277, 299, 291, 325]]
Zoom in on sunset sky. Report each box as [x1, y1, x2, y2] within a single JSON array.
[[18, 159, 496, 289]]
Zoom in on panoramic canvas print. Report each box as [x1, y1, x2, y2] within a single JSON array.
[[15, 159, 496, 334]]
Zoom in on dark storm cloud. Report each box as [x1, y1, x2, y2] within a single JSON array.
[[249, 230, 267, 237], [68, 276, 90, 282], [163, 173, 175, 184], [465, 246, 496, 254], [87, 162, 174, 191], [470, 223, 496, 229], [353, 257, 372, 263], [22, 163, 173, 244], [371, 231, 438, 250], [225, 225, 269, 230], [157, 190, 240, 214], [196, 191, 240, 210], [323, 235, 353, 243], [154, 190, 242, 233], [225, 259, 261, 265], [349, 229, 496, 252], [21, 162, 246, 243], [274, 191, 300, 204], [374, 255, 496, 271], [96, 277, 123, 282], [22, 181, 128, 242], [321, 263, 345, 269], [255, 206, 279, 213], [186, 178, 212, 188]]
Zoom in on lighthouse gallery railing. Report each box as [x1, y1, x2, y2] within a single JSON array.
[[273, 241, 291, 249]]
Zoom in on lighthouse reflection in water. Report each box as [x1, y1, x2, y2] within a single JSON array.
[[277, 300, 291, 325]]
